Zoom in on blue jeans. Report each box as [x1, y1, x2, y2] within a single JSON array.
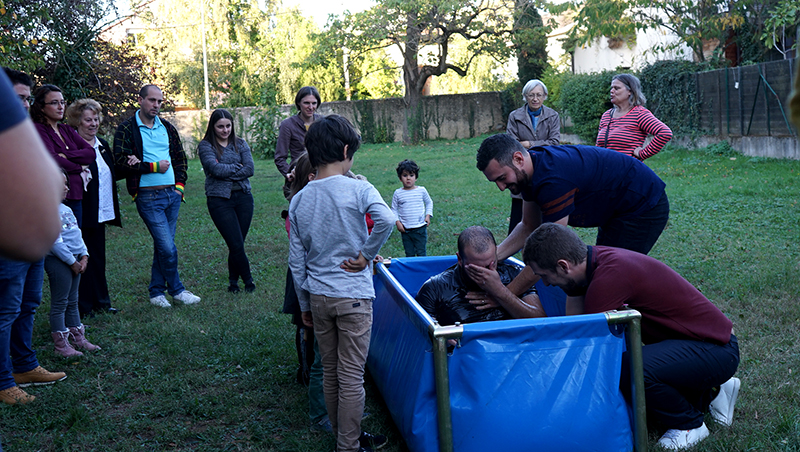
[[135, 188, 185, 298], [0, 258, 44, 391], [207, 191, 254, 285]]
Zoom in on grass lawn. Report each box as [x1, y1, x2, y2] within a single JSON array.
[[1, 137, 798, 451]]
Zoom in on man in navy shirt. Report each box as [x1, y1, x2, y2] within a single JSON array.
[[477, 134, 669, 264]]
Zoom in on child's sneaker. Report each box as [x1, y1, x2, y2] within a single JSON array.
[[173, 290, 201, 305]]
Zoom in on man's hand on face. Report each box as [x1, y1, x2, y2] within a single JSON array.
[[464, 260, 503, 294]]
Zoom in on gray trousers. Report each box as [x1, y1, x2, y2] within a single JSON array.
[[44, 256, 81, 332]]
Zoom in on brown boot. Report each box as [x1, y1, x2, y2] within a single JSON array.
[[68, 325, 101, 351], [0, 386, 35, 405], [51, 331, 83, 358], [13, 366, 67, 387]]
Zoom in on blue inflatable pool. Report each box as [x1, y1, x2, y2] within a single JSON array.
[[368, 256, 646, 452]]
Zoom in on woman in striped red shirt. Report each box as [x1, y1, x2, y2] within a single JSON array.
[[596, 74, 672, 161]]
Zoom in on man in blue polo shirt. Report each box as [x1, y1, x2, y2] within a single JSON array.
[[114, 85, 201, 308], [476, 133, 669, 275]]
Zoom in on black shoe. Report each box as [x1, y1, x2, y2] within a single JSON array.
[[244, 282, 256, 293], [227, 285, 241, 293], [106, 307, 118, 315], [359, 431, 387, 450]]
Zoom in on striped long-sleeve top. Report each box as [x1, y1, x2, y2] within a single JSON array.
[[596, 105, 672, 160]]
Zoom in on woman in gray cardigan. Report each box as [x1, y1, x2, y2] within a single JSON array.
[[198, 109, 256, 293], [505, 79, 561, 233]]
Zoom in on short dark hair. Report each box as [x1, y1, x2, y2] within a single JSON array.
[[476, 133, 524, 171], [202, 109, 237, 157], [295, 86, 321, 111], [457, 226, 496, 257], [139, 84, 160, 99], [522, 223, 587, 272], [30, 84, 62, 124], [396, 159, 420, 178], [304, 115, 360, 168], [3, 68, 32, 88]]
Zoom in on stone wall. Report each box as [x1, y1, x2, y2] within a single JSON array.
[[160, 92, 505, 157]]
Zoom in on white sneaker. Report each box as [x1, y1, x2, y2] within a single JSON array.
[[657, 423, 709, 450], [173, 290, 201, 305], [150, 295, 171, 308], [709, 376, 740, 426]]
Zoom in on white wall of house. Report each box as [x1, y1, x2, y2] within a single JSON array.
[[571, 28, 693, 73]]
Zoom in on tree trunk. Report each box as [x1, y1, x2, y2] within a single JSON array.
[[402, 10, 423, 144]]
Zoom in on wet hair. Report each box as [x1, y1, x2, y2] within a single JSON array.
[[396, 159, 420, 179], [476, 133, 525, 171], [66, 98, 103, 129], [288, 152, 316, 200], [30, 84, 63, 124], [612, 74, 646, 107], [139, 84, 161, 99], [304, 115, 360, 168], [521, 79, 549, 102], [201, 109, 237, 158], [522, 223, 587, 272], [3, 68, 33, 88], [295, 86, 321, 111], [457, 226, 497, 257]]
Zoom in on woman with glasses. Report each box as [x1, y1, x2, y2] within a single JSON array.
[[505, 79, 561, 233], [596, 73, 672, 161], [32, 85, 94, 227]]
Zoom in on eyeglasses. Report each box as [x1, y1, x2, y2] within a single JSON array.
[[525, 93, 545, 99], [18, 95, 34, 104], [45, 100, 67, 106]]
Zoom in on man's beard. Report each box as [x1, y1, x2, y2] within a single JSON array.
[[507, 166, 529, 195]]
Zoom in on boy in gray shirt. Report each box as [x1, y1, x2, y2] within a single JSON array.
[[288, 115, 393, 452]]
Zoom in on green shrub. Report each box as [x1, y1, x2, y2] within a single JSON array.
[[558, 70, 616, 143], [248, 105, 282, 159], [639, 60, 704, 136]]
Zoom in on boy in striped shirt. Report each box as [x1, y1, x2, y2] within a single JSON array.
[[392, 159, 433, 257]]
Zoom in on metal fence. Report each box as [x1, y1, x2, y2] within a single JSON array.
[[696, 58, 796, 137]]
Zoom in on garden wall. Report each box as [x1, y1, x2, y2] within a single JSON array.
[[161, 92, 505, 157]]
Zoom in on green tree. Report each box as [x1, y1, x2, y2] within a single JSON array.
[[761, 0, 800, 59], [513, 0, 549, 85], [566, 0, 744, 65], [327, 0, 516, 143], [0, 0, 147, 130], [132, 0, 274, 108]]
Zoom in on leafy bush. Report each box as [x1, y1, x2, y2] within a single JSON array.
[[703, 141, 740, 157], [557, 70, 616, 143], [639, 60, 704, 136], [248, 106, 283, 160]]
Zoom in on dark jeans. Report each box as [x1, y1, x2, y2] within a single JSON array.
[[135, 188, 185, 298], [621, 334, 740, 431], [79, 224, 112, 315], [596, 191, 669, 255], [401, 225, 427, 257], [508, 196, 523, 235], [0, 258, 44, 391], [44, 256, 81, 332], [207, 191, 254, 284]]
